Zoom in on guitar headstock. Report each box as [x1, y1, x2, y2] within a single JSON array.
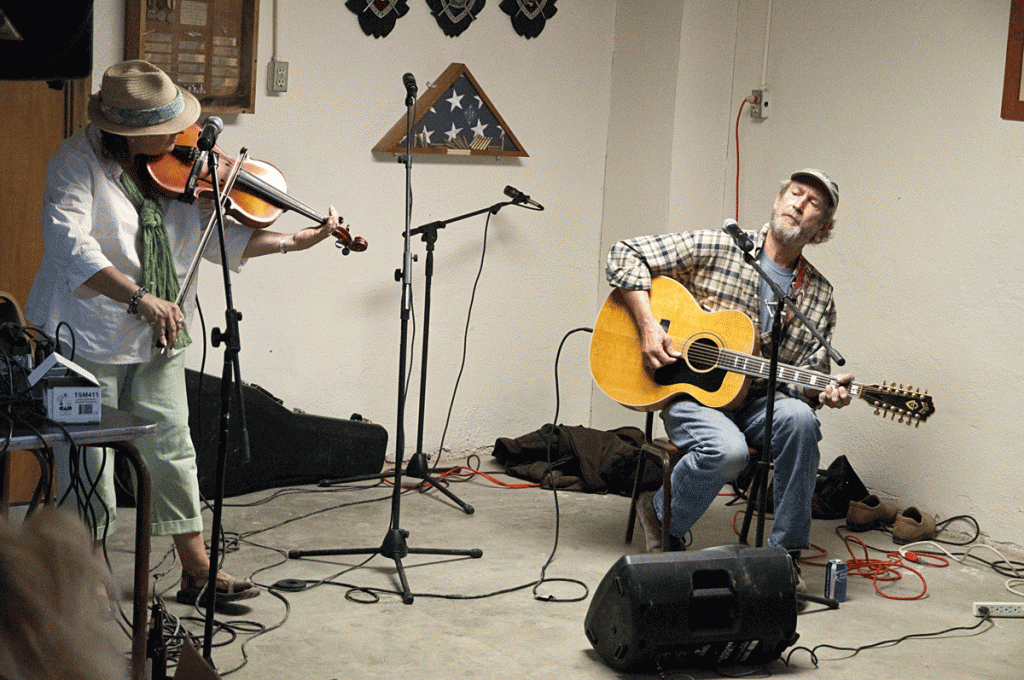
[[859, 382, 935, 426]]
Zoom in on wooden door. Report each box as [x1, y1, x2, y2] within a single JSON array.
[[0, 77, 89, 505]]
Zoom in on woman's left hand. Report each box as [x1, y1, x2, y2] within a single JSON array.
[[244, 206, 342, 257], [287, 205, 339, 252]]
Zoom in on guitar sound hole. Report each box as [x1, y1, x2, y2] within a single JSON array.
[[686, 338, 720, 372]]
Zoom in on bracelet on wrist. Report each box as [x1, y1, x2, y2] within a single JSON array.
[[279, 237, 288, 254], [127, 286, 148, 315]]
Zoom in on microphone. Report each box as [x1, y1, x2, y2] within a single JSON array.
[[180, 149, 207, 204], [403, 72, 417, 97], [504, 185, 544, 210], [723, 219, 753, 252], [196, 115, 223, 151]]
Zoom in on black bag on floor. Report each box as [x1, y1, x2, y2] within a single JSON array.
[[733, 453, 868, 519], [811, 454, 869, 519], [491, 423, 652, 495]]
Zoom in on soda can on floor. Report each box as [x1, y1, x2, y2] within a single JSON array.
[[824, 558, 848, 602]]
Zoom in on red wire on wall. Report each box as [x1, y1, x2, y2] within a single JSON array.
[[734, 94, 755, 220]]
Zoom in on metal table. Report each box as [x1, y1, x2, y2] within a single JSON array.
[[2, 405, 157, 680]]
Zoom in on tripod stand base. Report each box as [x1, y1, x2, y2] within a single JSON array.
[[405, 452, 475, 514], [798, 592, 840, 609], [287, 528, 482, 604], [316, 454, 475, 515]]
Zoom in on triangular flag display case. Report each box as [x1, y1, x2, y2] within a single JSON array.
[[374, 63, 528, 157]]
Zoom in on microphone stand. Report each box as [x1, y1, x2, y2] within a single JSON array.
[[316, 196, 537, 502], [726, 230, 844, 610], [199, 146, 254, 662], [287, 78, 482, 605], [399, 198, 520, 511]]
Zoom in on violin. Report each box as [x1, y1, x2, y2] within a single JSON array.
[[145, 124, 367, 254]]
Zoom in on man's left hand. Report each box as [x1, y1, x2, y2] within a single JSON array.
[[817, 373, 855, 409]]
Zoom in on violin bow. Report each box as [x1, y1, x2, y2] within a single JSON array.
[[161, 149, 249, 354]]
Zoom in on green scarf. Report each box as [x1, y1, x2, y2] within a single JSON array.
[[120, 173, 192, 349]]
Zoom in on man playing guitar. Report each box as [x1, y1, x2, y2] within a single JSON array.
[[603, 169, 853, 593]]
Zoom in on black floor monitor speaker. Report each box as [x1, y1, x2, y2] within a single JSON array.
[[186, 370, 388, 498], [585, 544, 799, 671]]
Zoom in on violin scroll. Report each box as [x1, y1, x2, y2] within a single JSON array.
[[331, 220, 368, 255]]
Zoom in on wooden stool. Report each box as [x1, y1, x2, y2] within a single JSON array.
[[625, 413, 682, 548], [625, 410, 762, 549]]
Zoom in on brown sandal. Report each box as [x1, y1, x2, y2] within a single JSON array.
[[175, 569, 260, 605]]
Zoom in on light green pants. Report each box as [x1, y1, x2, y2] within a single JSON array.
[[58, 351, 203, 538]]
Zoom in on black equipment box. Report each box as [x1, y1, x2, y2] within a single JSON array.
[[186, 369, 388, 497]]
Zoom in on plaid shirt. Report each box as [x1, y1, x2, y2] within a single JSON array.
[[606, 226, 837, 404]]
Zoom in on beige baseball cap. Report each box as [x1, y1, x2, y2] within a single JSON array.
[[790, 168, 839, 210]]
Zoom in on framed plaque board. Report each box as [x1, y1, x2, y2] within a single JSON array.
[[124, 0, 259, 114], [1002, 0, 1024, 121]]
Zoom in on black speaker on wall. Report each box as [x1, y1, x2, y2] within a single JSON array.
[[0, 3, 93, 81], [584, 545, 799, 672]]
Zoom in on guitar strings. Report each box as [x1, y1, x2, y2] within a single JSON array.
[[660, 338, 929, 424], [668, 340, 860, 395]]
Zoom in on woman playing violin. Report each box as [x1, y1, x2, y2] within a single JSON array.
[[26, 60, 339, 604]]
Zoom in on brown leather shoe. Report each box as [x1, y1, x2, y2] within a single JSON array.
[[847, 494, 899, 531], [637, 491, 683, 552], [637, 491, 666, 552], [892, 506, 937, 544]]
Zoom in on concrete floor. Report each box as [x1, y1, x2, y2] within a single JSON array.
[[102, 458, 1023, 680]]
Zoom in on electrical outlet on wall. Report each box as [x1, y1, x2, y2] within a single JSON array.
[[750, 88, 769, 120], [269, 60, 288, 93]]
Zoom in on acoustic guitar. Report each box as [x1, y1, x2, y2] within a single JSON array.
[[589, 277, 934, 425]]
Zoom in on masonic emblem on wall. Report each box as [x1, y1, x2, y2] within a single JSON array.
[[427, 0, 486, 37], [499, 0, 557, 38], [345, 0, 411, 38]]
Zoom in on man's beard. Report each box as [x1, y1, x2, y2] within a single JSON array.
[[769, 212, 816, 246]]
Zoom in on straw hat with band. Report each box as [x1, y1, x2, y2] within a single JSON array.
[[88, 60, 201, 137]]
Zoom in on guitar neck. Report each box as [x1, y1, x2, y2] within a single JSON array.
[[718, 349, 861, 397]]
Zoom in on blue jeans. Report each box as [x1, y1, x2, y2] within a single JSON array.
[[656, 392, 822, 552]]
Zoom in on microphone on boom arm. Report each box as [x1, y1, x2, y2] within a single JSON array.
[[503, 185, 544, 210]]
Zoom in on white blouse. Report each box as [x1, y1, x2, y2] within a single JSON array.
[[26, 124, 254, 363]]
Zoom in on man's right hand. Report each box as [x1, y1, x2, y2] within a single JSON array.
[[639, 320, 680, 370], [618, 288, 681, 370]]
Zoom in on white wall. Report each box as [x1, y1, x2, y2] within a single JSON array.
[[89, 0, 1023, 550], [730, 0, 1024, 551], [93, 0, 616, 462], [599, 0, 1024, 550]]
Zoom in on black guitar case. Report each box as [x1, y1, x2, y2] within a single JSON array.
[[186, 369, 388, 498]]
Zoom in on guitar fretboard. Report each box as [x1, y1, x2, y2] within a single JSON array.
[[718, 349, 862, 397]]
